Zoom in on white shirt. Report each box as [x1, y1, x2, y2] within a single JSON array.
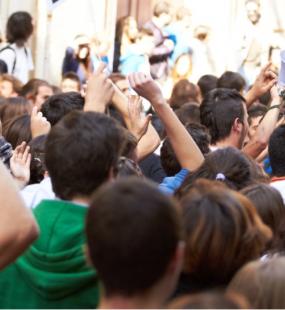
[[270, 179, 285, 204], [0, 43, 33, 83], [21, 177, 55, 209]]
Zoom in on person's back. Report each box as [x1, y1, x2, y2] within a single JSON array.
[[0, 111, 124, 308], [0, 12, 34, 83]]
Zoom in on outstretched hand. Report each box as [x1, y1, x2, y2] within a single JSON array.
[[84, 62, 114, 112], [128, 72, 164, 106], [251, 63, 277, 97], [10, 141, 31, 188], [128, 95, 152, 141]]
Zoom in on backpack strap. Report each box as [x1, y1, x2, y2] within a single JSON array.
[[0, 45, 17, 73]]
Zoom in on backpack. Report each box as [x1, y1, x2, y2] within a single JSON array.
[[0, 44, 28, 74]]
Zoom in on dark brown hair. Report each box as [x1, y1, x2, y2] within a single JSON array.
[[169, 79, 199, 110], [0, 96, 31, 125], [86, 177, 182, 297], [179, 179, 271, 288], [241, 184, 285, 253], [6, 11, 33, 45], [0, 74, 23, 94], [228, 257, 285, 309], [176, 147, 252, 198], [2, 114, 32, 149]]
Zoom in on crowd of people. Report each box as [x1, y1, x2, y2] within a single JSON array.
[[0, 0, 285, 309]]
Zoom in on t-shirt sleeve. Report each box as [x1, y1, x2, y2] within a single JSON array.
[[159, 168, 189, 195], [0, 48, 15, 73]]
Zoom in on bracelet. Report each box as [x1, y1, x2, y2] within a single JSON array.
[[258, 104, 282, 124], [267, 104, 282, 111]]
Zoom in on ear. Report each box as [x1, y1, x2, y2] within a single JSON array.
[[232, 118, 243, 134], [108, 166, 116, 181], [166, 241, 185, 276]]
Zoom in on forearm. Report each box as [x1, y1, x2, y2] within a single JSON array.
[[0, 162, 38, 269], [137, 125, 160, 161], [112, 86, 160, 160], [256, 98, 281, 144], [152, 98, 204, 170], [243, 98, 281, 158], [244, 88, 258, 109]]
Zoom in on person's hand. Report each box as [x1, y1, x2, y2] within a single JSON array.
[[128, 72, 165, 106], [10, 142, 31, 189], [30, 107, 51, 138], [84, 62, 114, 113], [128, 95, 152, 141], [251, 63, 277, 98]]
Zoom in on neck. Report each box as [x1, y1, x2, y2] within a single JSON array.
[[213, 135, 241, 150], [71, 196, 90, 206], [99, 293, 162, 309]]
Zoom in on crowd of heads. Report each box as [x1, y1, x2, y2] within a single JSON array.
[[0, 1, 285, 309]]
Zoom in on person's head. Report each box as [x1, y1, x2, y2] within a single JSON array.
[[113, 16, 138, 72], [269, 125, 285, 177], [2, 114, 31, 149], [175, 6, 192, 27], [109, 73, 129, 95], [180, 179, 271, 289], [176, 147, 252, 198], [241, 184, 285, 253], [172, 53, 192, 82], [6, 11, 33, 45], [45, 111, 124, 201], [228, 257, 285, 309], [169, 79, 199, 110], [73, 34, 91, 62], [0, 96, 31, 125], [197, 74, 218, 100], [245, 0, 261, 25], [247, 154, 270, 184], [168, 291, 250, 309], [61, 72, 81, 93], [217, 71, 246, 94], [0, 74, 22, 98], [120, 16, 138, 42], [200, 88, 248, 148], [40, 91, 84, 126], [20, 79, 53, 110], [161, 123, 210, 176], [153, 1, 172, 27], [247, 104, 267, 139], [86, 178, 183, 306], [116, 157, 143, 178], [194, 25, 210, 41], [28, 134, 47, 184], [120, 129, 138, 161], [174, 102, 200, 125]]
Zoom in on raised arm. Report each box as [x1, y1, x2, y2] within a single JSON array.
[[244, 63, 277, 108], [243, 84, 282, 158], [111, 80, 160, 161], [128, 72, 204, 171], [84, 63, 114, 113], [0, 161, 38, 269]]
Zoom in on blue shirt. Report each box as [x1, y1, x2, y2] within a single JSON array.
[[159, 168, 189, 195]]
